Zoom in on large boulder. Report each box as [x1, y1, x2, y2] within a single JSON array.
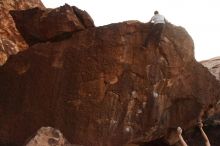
[[0, 19, 219, 146], [10, 4, 95, 45], [201, 56, 220, 81], [0, 0, 45, 65]]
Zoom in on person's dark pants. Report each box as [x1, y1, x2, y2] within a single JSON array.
[[145, 23, 165, 47]]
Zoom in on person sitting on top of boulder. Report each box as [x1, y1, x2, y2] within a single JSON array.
[[177, 121, 211, 146], [145, 10, 167, 47]]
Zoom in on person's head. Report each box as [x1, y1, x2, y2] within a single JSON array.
[[154, 11, 159, 15]]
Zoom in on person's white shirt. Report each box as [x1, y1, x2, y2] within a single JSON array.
[[151, 14, 165, 24]]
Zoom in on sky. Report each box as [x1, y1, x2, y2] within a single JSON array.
[[41, 0, 220, 61]]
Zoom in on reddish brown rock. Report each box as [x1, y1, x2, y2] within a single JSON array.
[[0, 20, 220, 146], [10, 4, 95, 45], [0, 0, 45, 65], [188, 57, 220, 146], [0, 51, 7, 65], [72, 6, 95, 28], [200, 57, 220, 120], [201, 56, 220, 81]]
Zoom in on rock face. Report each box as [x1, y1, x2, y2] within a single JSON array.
[[25, 127, 72, 146], [201, 56, 220, 81], [1, 4, 220, 146], [0, 0, 45, 65], [193, 57, 220, 146], [10, 4, 94, 45], [1, 21, 220, 146]]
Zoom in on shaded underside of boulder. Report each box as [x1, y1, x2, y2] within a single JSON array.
[[183, 124, 220, 146]]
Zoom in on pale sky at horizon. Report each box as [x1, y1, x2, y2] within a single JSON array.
[[41, 0, 220, 61]]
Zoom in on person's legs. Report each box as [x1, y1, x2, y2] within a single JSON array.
[[144, 23, 164, 47], [155, 23, 164, 43]]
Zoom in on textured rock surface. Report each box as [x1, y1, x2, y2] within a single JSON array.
[[201, 56, 220, 81], [1, 19, 220, 146], [10, 4, 95, 45], [0, 0, 45, 65], [194, 57, 220, 146], [25, 127, 71, 146]]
